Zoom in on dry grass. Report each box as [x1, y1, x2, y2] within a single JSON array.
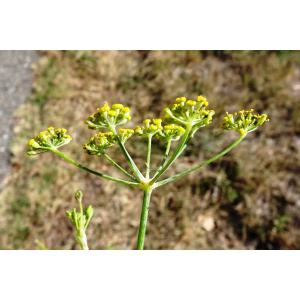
[[0, 50, 299, 249]]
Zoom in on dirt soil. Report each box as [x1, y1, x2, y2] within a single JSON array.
[[0, 51, 299, 249]]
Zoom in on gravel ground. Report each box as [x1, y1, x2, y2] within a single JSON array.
[[0, 51, 37, 186]]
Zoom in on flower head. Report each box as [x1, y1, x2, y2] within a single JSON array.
[[85, 103, 131, 130], [27, 127, 72, 156], [159, 124, 185, 141], [163, 96, 215, 128], [118, 128, 135, 143], [222, 109, 269, 136], [135, 119, 163, 137], [83, 131, 117, 155]]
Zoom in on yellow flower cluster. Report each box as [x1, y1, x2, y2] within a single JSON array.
[[27, 127, 72, 156], [135, 118, 185, 141], [85, 103, 131, 130], [163, 96, 215, 128], [222, 109, 269, 136], [135, 119, 163, 137], [83, 132, 117, 155], [160, 124, 185, 141], [118, 128, 135, 143]]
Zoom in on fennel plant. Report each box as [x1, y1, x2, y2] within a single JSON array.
[[27, 96, 268, 250]]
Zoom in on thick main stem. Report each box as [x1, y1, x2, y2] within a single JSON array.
[[136, 188, 152, 250]]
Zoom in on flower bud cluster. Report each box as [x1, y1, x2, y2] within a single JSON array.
[[135, 119, 163, 137], [222, 109, 269, 136], [66, 191, 93, 231], [83, 132, 117, 155], [85, 103, 131, 130], [159, 124, 185, 141], [118, 128, 135, 143], [163, 96, 215, 128], [66, 190, 93, 250], [27, 127, 72, 156]]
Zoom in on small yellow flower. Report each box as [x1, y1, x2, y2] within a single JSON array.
[[98, 103, 110, 113], [186, 100, 196, 107], [197, 95, 209, 106], [112, 103, 124, 110], [108, 110, 117, 117]]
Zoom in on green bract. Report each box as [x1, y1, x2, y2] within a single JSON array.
[[27, 96, 269, 250], [85, 103, 131, 130], [223, 109, 269, 136], [66, 190, 93, 250], [27, 127, 72, 156], [164, 96, 215, 129], [83, 132, 116, 155]]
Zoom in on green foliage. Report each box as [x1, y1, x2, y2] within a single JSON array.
[[273, 215, 290, 233]]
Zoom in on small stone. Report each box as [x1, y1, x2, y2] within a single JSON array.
[[198, 215, 215, 232]]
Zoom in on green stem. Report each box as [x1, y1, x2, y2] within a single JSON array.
[[104, 153, 136, 181], [155, 135, 245, 187], [150, 124, 192, 184], [111, 127, 145, 181], [146, 135, 152, 179], [136, 187, 152, 250], [154, 139, 172, 177], [51, 149, 139, 187], [77, 230, 89, 250]]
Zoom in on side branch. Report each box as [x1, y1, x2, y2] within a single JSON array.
[[145, 135, 152, 179], [51, 149, 139, 187], [110, 125, 144, 181], [155, 135, 245, 188], [103, 153, 137, 181], [150, 125, 192, 184]]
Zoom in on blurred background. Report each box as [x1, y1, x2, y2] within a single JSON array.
[[0, 50, 299, 249]]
